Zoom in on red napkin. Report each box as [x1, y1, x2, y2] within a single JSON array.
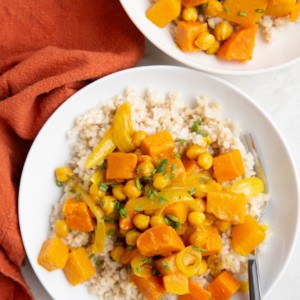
[[0, 1, 144, 298]]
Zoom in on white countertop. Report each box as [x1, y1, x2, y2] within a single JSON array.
[[21, 40, 300, 300]]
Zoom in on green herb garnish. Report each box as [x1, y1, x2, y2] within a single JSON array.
[[95, 259, 104, 267], [175, 138, 187, 143], [136, 177, 142, 190], [152, 269, 161, 276], [98, 183, 109, 192], [107, 229, 115, 237], [157, 159, 169, 175], [167, 214, 181, 223], [55, 180, 63, 187], [119, 208, 127, 218], [171, 164, 177, 172], [193, 247, 207, 252], [162, 261, 170, 270], [99, 162, 106, 170], [255, 8, 265, 13], [89, 253, 95, 259], [158, 194, 168, 205], [143, 176, 153, 182], [188, 187, 197, 196], [172, 153, 181, 159], [224, 6, 229, 13], [102, 216, 116, 223], [148, 188, 159, 199], [238, 10, 248, 17], [127, 245, 134, 250], [191, 119, 208, 137], [136, 266, 142, 273], [134, 207, 143, 211], [164, 217, 171, 225], [150, 168, 157, 175]]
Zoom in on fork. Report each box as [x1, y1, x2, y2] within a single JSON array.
[[241, 133, 269, 300]]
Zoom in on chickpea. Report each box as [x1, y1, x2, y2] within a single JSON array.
[[182, 7, 198, 22], [124, 180, 142, 199], [186, 145, 205, 160], [125, 230, 141, 246], [195, 32, 216, 51], [188, 211, 206, 227], [55, 219, 69, 238], [204, 0, 223, 17], [153, 173, 170, 190], [214, 21, 233, 41], [144, 209, 156, 216], [197, 152, 213, 170], [137, 160, 155, 177], [112, 184, 127, 201], [101, 196, 117, 215], [189, 230, 208, 248], [206, 40, 220, 55], [133, 214, 150, 231], [132, 131, 147, 148], [110, 245, 125, 263], [55, 167, 74, 183], [150, 215, 165, 227], [89, 182, 106, 199]]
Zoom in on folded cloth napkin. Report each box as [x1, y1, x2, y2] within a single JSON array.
[[0, 0, 144, 298]]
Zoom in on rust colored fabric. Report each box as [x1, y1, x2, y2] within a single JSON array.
[[0, 0, 144, 299]]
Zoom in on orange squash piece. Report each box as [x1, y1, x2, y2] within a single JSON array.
[[141, 131, 175, 157], [106, 152, 137, 180], [182, 0, 207, 7], [119, 210, 139, 231], [212, 149, 245, 183], [290, 3, 300, 21], [182, 156, 201, 175], [121, 247, 140, 265], [266, 0, 296, 17], [163, 273, 189, 295], [175, 21, 208, 52], [63, 198, 94, 232], [208, 270, 241, 300], [137, 225, 185, 256], [206, 191, 246, 223], [220, 0, 269, 27], [231, 215, 266, 256], [217, 25, 258, 62], [38, 237, 69, 271], [202, 226, 222, 256], [131, 274, 166, 300], [163, 201, 188, 224], [64, 247, 96, 286], [155, 254, 180, 275], [179, 280, 211, 300], [165, 155, 187, 182], [146, 0, 181, 28]]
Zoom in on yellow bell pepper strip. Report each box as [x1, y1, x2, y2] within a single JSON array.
[[90, 169, 106, 184], [225, 177, 264, 198], [111, 102, 135, 153], [131, 254, 153, 278], [74, 184, 106, 253], [85, 128, 116, 169], [175, 246, 203, 278], [124, 189, 194, 211]]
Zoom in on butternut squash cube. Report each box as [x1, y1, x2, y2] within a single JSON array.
[[179, 280, 211, 300], [146, 0, 181, 28], [202, 226, 222, 256], [212, 149, 245, 183], [131, 274, 166, 300], [141, 131, 175, 157], [155, 254, 180, 275], [63, 198, 94, 232], [182, 0, 207, 7], [217, 25, 258, 62], [182, 155, 201, 175], [231, 215, 266, 256], [163, 201, 188, 224], [206, 191, 246, 223], [219, 0, 269, 27], [163, 273, 189, 295], [137, 225, 185, 256], [38, 237, 69, 271], [64, 247, 96, 286], [106, 152, 137, 180], [265, 0, 296, 17], [207, 270, 241, 299], [175, 21, 208, 52], [290, 3, 300, 21]]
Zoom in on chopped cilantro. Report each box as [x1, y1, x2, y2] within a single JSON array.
[[143, 176, 153, 182], [188, 187, 197, 196], [167, 214, 181, 223], [119, 208, 127, 218], [127, 245, 134, 250], [107, 229, 115, 237], [89, 253, 95, 259], [102, 216, 116, 224], [255, 8, 265, 13], [95, 259, 104, 267], [171, 164, 177, 172], [193, 247, 207, 252], [136, 266, 142, 273], [162, 261, 170, 270], [134, 207, 143, 211], [99, 162, 106, 170], [191, 119, 208, 137], [175, 138, 187, 143], [238, 10, 248, 17], [158, 194, 168, 205], [152, 269, 161, 276], [157, 159, 168, 175], [150, 168, 157, 175], [135, 177, 142, 190], [172, 153, 181, 159], [56, 180, 63, 187], [98, 183, 109, 192]]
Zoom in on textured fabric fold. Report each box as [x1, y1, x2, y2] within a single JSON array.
[[0, 0, 144, 298]]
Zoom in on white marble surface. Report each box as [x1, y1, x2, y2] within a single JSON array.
[[21, 40, 300, 299]]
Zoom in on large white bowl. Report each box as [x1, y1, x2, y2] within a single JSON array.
[[120, 0, 300, 75], [19, 66, 299, 300]]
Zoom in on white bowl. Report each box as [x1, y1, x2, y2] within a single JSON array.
[[120, 0, 300, 75], [19, 66, 299, 300]]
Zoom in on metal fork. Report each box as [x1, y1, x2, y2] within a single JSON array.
[[241, 133, 269, 300]]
